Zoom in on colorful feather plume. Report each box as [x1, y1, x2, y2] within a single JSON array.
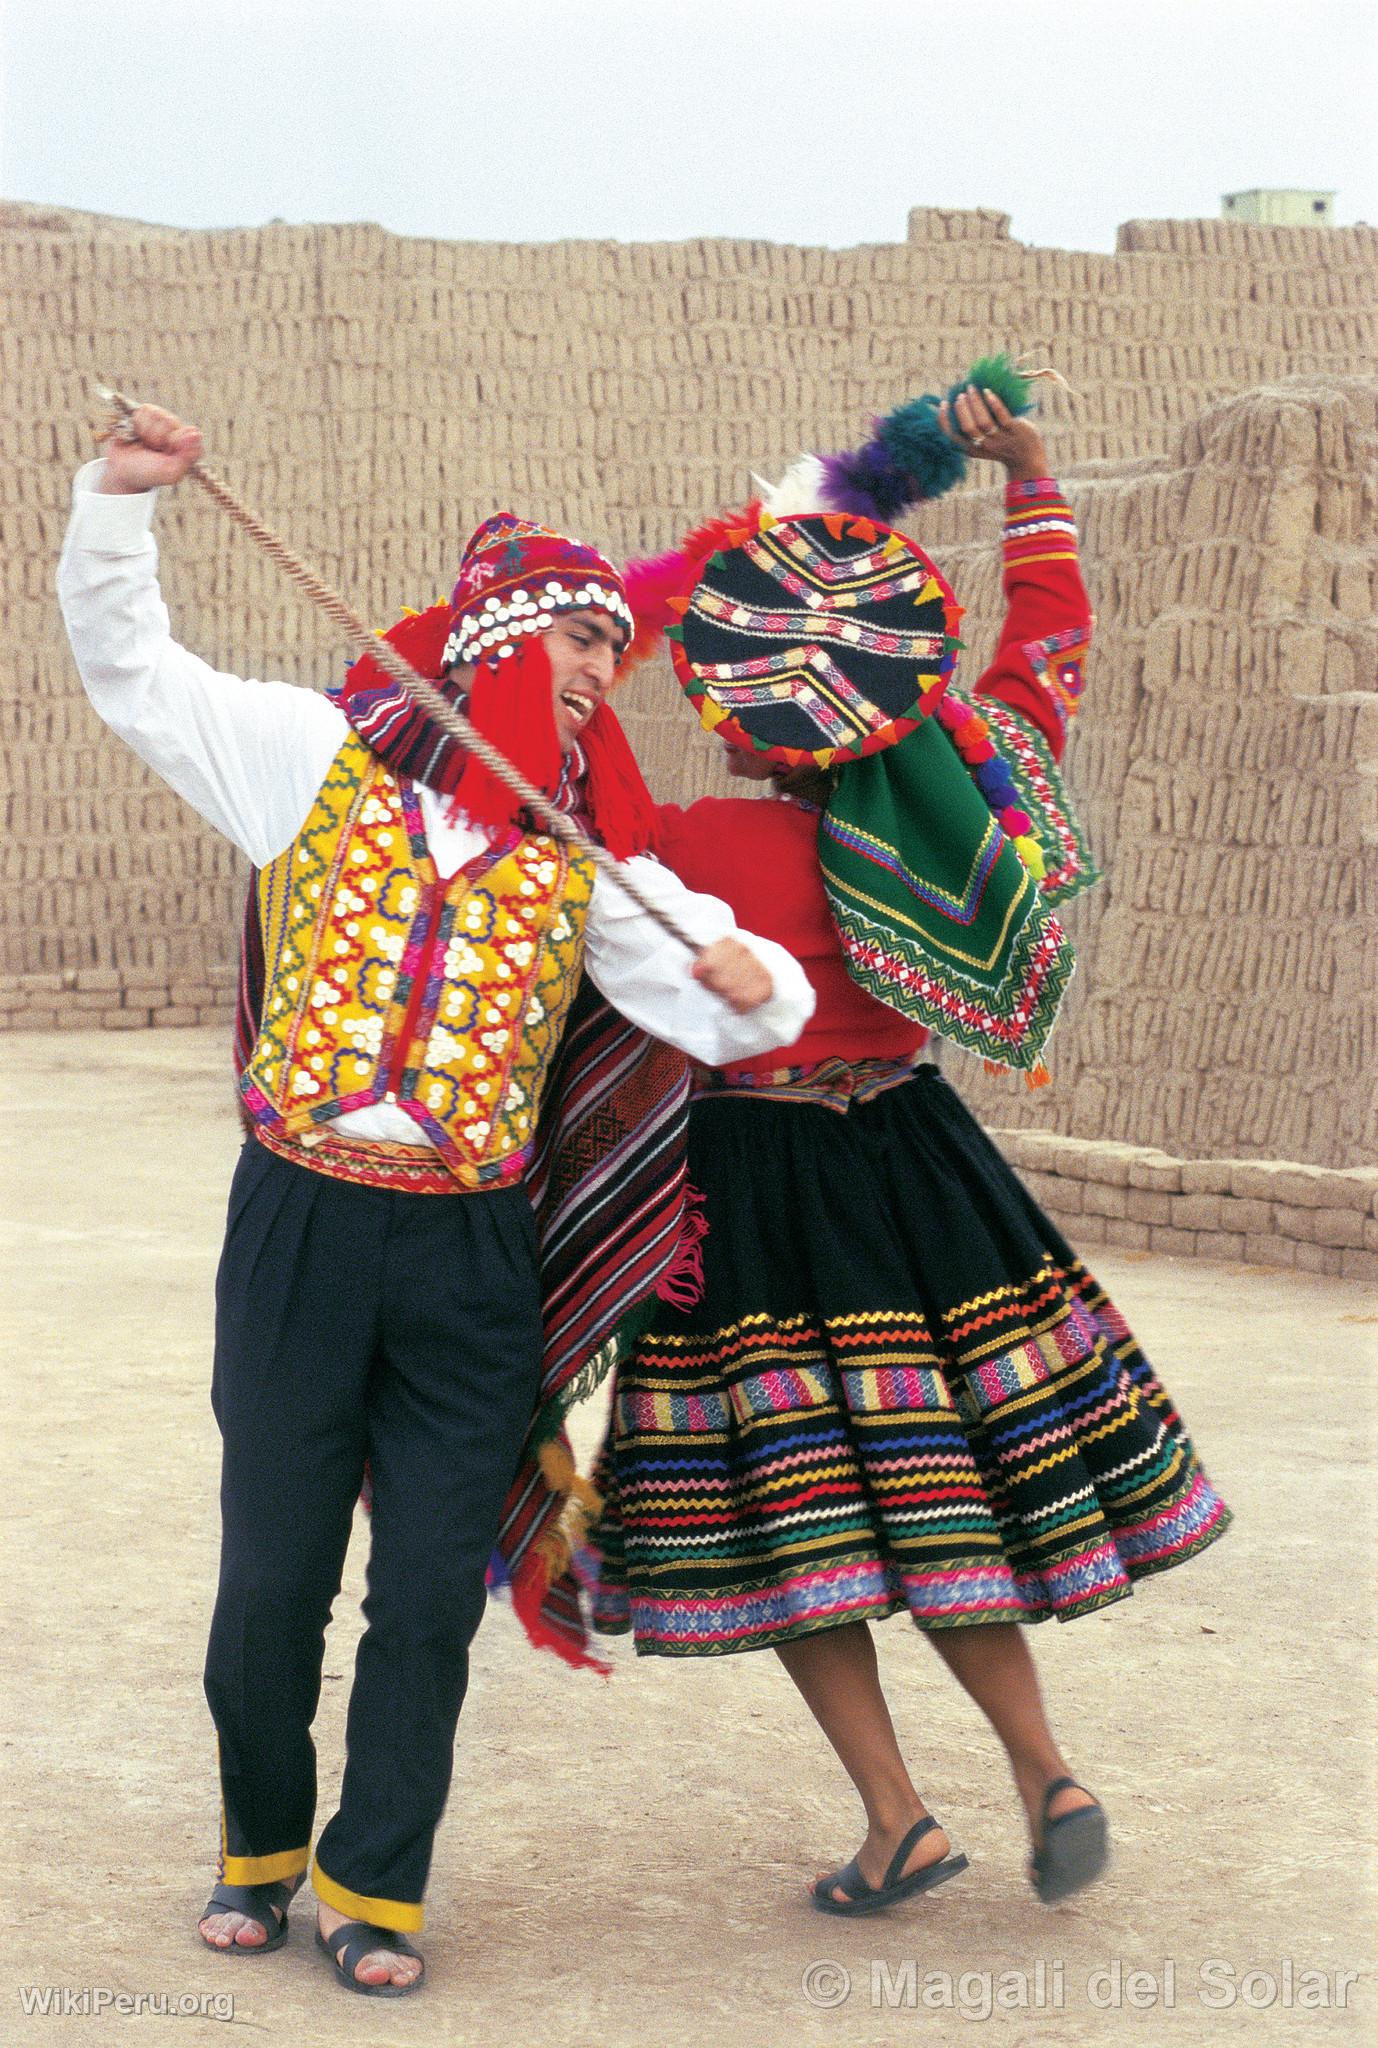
[[758, 353, 1035, 526], [620, 355, 1035, 670]]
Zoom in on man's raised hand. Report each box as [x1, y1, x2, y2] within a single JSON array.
[[98, 404, 203, 495]]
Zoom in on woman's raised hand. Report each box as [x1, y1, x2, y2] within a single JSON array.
[[937, 384, 1049, 483]]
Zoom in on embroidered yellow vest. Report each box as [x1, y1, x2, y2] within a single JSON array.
[[241, 733, 594, 1190]]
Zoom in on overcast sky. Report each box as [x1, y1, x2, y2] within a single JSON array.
[[3, 0, 1375, 252]]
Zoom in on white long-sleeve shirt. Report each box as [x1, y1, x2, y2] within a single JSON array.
[[57, 464, 814, 1147]]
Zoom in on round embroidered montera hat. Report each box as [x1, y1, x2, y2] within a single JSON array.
[[442, 512, 635, 669], [662, 511, 963, 771]]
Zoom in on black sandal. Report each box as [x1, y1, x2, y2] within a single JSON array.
[[316, 1917, 426, 1998], [811, 1815, 969, 1917], [1030, 1777, 1109, 1903], [198, 1872, 304, 1955]]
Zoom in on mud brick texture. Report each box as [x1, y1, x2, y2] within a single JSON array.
[[2, 201, 1372, 1254]]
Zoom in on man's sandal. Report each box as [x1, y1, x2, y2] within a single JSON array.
[[316, 1918, 426, 1998], [198, 1873, 304, 1955], [1030, 1776, 1109, 1903], [811, 1815, 969, 1917]]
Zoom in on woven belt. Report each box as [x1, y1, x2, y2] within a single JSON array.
[[252, 1122, 469, 1195], [691, 1054, 927, 1113]]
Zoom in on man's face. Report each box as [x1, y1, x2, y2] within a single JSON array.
[[545, 609, 627, 751]]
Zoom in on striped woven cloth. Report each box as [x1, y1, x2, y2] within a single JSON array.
[[499, 976, 692, 1667]]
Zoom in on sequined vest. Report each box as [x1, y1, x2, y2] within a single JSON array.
[[240, 733, 594, 1189]]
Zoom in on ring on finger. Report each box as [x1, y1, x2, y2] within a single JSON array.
[[970, 431, 988, 447]]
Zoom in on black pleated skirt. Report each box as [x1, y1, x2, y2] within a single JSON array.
[[587, 1066, 1230, 1656]]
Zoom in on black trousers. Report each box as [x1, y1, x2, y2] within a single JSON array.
[[203, 1140, 542, 1932]]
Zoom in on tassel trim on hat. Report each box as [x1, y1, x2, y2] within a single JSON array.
[[621, 501, 762, 673], [934, 694, 1048, 882]]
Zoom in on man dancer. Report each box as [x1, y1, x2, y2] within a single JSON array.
[[58, 406, 813, 1995]]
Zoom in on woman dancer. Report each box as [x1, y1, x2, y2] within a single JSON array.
[[589, 372, 1231, 1914]]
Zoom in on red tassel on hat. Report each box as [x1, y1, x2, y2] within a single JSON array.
[[580, 704, 659, 860], [446, 635, 563, 830]]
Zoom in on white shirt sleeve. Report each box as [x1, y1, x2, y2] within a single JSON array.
[[583, 853, 815, 1066], [56, 461, 347, 866], [56, 459, 814, 1067]]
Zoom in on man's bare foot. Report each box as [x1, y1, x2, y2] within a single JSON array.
[[198, 1875, 300, 1951], [316, 1902, 424, 1990], [813, 1809, 952, 1906], [199, 1906, 275, 1949]]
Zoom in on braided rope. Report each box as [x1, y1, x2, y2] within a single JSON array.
[[97, 388, 703, 954]]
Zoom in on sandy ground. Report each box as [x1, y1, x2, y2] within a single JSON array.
[[1, 1027, 1375, 2048]]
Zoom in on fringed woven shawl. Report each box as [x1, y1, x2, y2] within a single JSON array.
[[493, 975, 693, 1669]]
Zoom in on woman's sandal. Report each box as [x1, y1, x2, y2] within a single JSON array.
[[197, 1872, 304, 1955], [316, 1917, 426, 1998], [1030, 1776, 1109, 1904], [811, 1815, 969, 1917]]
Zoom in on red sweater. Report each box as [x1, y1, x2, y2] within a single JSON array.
[[653, 480, 1091, 1078]]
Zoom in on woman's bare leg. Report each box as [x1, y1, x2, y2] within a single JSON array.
[[924, 1622, 1098, 1843], [774, 1621, 952, 1901]]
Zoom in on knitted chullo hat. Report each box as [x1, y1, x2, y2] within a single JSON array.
[[337, 511, 655, 857], [442, 512, 635, 669]]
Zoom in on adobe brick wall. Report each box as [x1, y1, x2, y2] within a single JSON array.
[[990, 1127, 1378, 1283], [925, 378, 1377, 1180], [1, 201, 1373, 1262]]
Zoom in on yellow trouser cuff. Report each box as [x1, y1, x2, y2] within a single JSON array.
[[311, 1859, 425, 1934], [221, 1846, 311, 1887]]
